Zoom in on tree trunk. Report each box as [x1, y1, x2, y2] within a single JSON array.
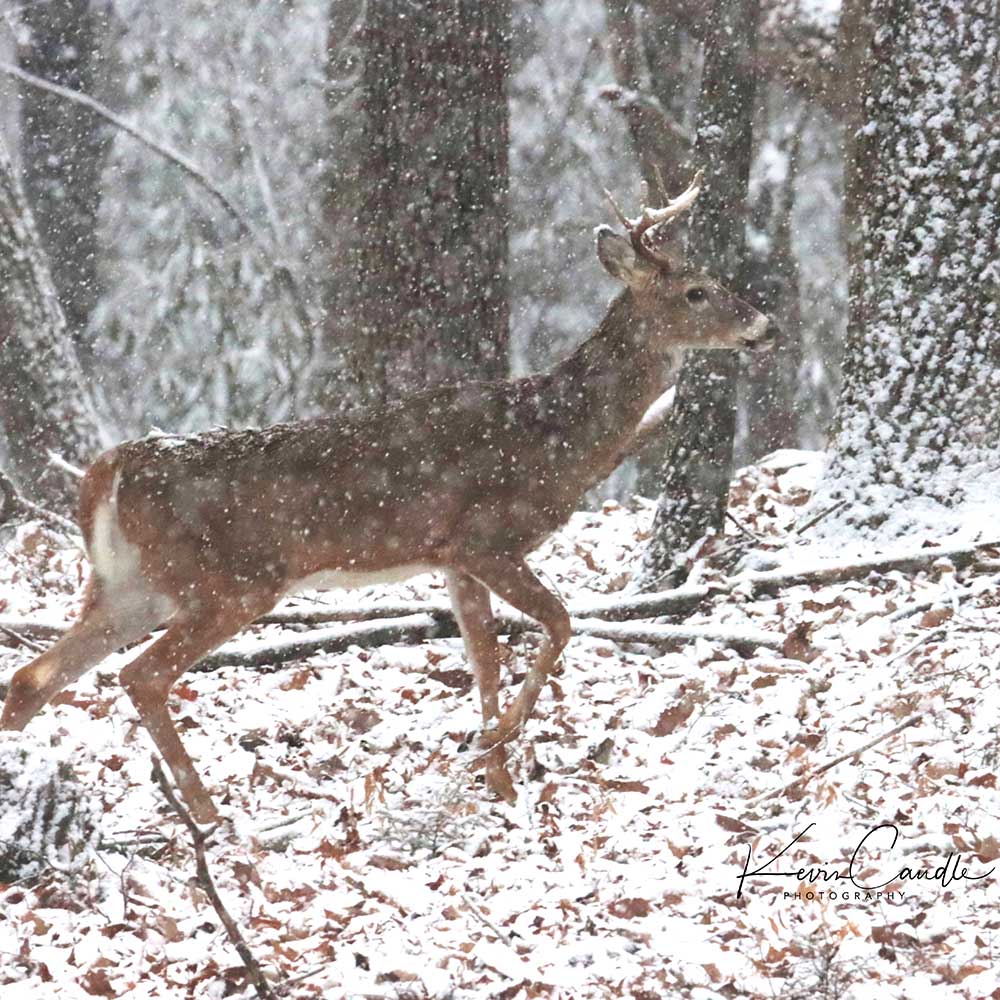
[[18, 0, 111, 352], [337, 0, 511, 407], [0, 135, 98, 511], [637, 0, 760, 588], [740, 88, 804, 462], [808, 0, 1000, 539]]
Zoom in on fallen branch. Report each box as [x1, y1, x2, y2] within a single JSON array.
[[151, 758, 275, 1000], [260, 581, 713, 628], [197, 614, 446, 671], [568, 618, 783, 654], [0, 623, 45, 654], [0, 609, 783, 672], [0, 618, 63, 643], [243, 539, 1000, 630], [734, 538, 1000, 594], [201, 613, 782, 671]]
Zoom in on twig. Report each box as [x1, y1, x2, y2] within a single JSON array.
[[0, 61, 253, 239], [0, 618, 63, 642], [811, 713, 924, 778], [0, 61, 314, 332], [150, 758, 275, 1000], [748, 712, 926, 806], [0, 468, 81, 537], [744, 711, 934, 808], [458, 890, 516, 947], [725, 510, 760, 542], [884, 628, 947, 667], [794, 499, 848, 535], [0, 623, 44, 653], [46, 451, 85, 480]]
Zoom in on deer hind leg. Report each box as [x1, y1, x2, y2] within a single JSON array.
[[456, 555, 571, 752], [1, 581, 162, 732], [118, 594, 276, 825], [447, 571, 517, 804]]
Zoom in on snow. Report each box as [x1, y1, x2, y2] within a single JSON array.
[[3, 454, 1000, 998]]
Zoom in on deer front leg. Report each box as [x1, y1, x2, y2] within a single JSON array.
[[118, 595, 276, 825], [446, 571, 516, 804], [456, 555, 571, 752]]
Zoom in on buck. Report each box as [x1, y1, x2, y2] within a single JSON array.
[[1, 176, 775, 821]]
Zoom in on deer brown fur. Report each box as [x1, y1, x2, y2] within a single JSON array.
[[1, 177, 775, 820]]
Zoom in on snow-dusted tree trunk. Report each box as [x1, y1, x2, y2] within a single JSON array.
[[637, 0, 760, 587], [809, 0, 1000, 537], [0, 135, 98, 510], [340, 0, 511, 406], [18, 0, 111, 350]]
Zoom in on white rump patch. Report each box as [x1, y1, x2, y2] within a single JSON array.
[[88, 469, 175, 620]]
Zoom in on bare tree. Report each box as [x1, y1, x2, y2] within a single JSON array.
[[0, 135, 99, 511], [333, 0, 511, 406], [808, 0, 1000, 538], [638, 0, 761, 587], [18, 0, 111, 351]]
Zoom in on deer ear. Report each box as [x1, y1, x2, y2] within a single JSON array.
[[595, 226, 651, 285]]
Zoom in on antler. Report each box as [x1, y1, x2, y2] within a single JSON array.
[[603, 169, 703, 264]]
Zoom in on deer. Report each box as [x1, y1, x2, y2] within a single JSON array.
[[0, 176, 775, 822]]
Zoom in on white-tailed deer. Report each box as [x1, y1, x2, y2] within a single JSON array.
[[1, 176, 774, 821]]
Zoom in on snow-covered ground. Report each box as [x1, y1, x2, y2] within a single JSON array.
[[1, 451, 999, 999]]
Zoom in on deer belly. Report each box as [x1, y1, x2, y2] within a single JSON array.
[[285, 564, 433, 596]]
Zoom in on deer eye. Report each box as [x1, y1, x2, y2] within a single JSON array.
[[686, 287, 708, 304]]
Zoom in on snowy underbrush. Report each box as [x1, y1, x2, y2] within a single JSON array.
[[0, 450, 998, 999]]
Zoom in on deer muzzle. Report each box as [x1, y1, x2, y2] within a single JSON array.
[[740, 317, 779, 352]]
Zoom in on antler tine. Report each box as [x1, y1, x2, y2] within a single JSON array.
[[602, 187, 631, 230], [653, 164, 670, 204], [602, 170, 703, 263], [625, 168, 703, 261]]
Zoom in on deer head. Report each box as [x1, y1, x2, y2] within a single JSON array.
[[596, 173, 777, 353]]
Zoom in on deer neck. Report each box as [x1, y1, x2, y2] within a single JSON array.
[[546, 291, 677, 464]]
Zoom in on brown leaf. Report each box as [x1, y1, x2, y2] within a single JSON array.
[[969, 773, 996, 789], [154, 914, 184, 944], [233, 860, 262, 889], [597, 777, 649, 794], [712, 723, 739, 744], [281, 668, 314, 691], [370, 854, 411, 871], [428, 668, 472, 691], [751, 675, 778, 690], [920, 607, 954, 628], [716, 814, 755, 834], [782, 623, 816, 662], [651, 700, 694, 736], [172, 683, 198, 703], [608, 897, 651, 919], [973, 835, 1000, 861], [344, 707, 381, 734], [80, 967, 116, 997]]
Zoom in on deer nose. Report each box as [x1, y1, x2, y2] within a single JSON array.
[[762, 321, 780, 343]]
